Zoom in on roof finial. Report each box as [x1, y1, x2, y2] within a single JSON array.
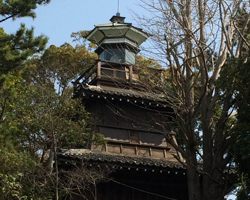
[[110, 0, 125, 24], [116, 0, 120, 16]]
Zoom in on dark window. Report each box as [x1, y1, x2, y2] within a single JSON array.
[[99, 48, 125, 62], [100, 127, 129, 142], [140, 132, 163, 146]]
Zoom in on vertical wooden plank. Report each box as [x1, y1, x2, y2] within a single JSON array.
[[97, 60, 101, 78], [135, 146, 138, 155], [160, 69, 165, 82], [105, 143, 108, 152], [120, 144, 123, 154], [129, 65, 133, 82], [164, 149, 167, 158]]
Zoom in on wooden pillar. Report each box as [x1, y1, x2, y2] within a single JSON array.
[[135, 146, 138, 155], [120, 144, 123, 154], [160, 70, 165, 83], [105, 143, 108, 152], [149, 147, 152, 157], [129, 65, 133, 82], [164, 149, 168, 158], [97, 60, 101, 79]]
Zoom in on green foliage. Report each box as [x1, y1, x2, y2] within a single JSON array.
[[0, 0, 50, 22], [236, 174, 250, 200], [0, 41, 103, 199], [136, 55, 162, 69], [24, 43, 97, 90], [232, 99, 250, 198], [12, 83, 92, 148], [0, 2, 101, 197], [135, 55, 169, 90], [0, 25, 48, 85], [217, 58, 250, 199], [0, 83, 97, 199], [0, 13, 49, 199], [0, 0, 50, 86]]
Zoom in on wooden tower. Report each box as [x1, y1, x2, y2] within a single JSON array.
[[59, 13, 188, 200]]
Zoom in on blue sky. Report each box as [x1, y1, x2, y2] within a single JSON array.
[[1, 0, 145, 47]]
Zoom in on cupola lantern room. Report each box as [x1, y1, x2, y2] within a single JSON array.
[[85, 13, 148, 64]]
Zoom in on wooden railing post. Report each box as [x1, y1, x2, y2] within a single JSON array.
[[160, 69, 165, 83], [97, 60, 101, 79], [129, 65, 133, 82]]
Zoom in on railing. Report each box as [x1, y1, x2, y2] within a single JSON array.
[[74, 59, 136, 85], [91, 141, 171, 159], [74, 59, 166, 86], [101, 66, 128, 79]]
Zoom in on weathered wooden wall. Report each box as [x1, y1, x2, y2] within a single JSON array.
[[86, 98, 177, 160]]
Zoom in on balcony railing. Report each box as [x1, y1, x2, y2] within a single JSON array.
[[74, 59, 166, 87], [74, 59, 138, 85]]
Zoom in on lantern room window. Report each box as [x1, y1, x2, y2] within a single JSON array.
[[99, 48, 125, 63]]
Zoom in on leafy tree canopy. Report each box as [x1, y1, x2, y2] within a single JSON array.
[[219, 58, 250, 199], [0, 0, 50, 23], [0, 1, 103, 198], [0, 41, 104, 199]]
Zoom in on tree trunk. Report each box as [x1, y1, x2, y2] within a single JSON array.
[[136, 0, 244, 199], [186, 156, 201, 200]]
